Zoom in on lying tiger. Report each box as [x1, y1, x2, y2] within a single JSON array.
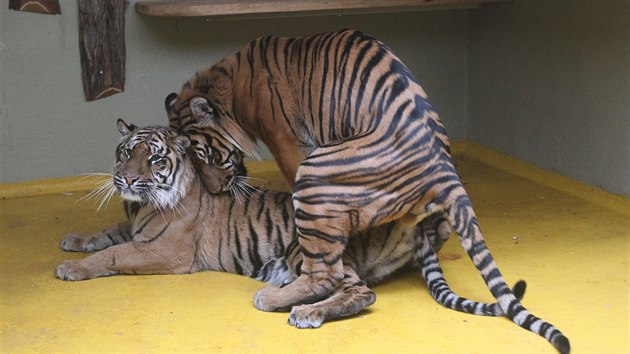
[[55, 120, 521, 327]]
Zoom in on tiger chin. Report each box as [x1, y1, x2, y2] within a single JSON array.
[[56, 120, 520, 329]]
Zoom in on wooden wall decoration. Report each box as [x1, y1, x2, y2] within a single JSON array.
[[78, 0, 127, 101], [8, 0, 61, 15]]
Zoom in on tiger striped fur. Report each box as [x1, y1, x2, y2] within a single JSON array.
[[55, 121, 519, 328], [168, 29, 569, 353], [171, 113, 527, 322]]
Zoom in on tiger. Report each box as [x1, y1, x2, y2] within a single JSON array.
[[55, 120, 521, 328], [174, 110, 528, 323], [54, 120, 295, 284], [166, 29, 569, 353]]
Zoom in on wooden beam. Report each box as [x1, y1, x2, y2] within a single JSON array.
[[135, 0, 505, 18], [78, 0, 127, 101]]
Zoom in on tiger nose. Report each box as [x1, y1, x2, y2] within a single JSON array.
[[124, 175, 139, 186]]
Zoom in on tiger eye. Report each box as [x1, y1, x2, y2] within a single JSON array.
[[149, 155, 162, 164], [212, 154, 221, 164]]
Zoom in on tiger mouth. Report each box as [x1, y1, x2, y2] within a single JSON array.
[[117, 187, 144, 202]]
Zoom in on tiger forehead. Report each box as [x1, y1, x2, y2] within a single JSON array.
[[126, 129, 172, 155]]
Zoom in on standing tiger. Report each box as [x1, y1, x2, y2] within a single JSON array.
[[55, 120, 519, 328], [167, 29, 569, 353]]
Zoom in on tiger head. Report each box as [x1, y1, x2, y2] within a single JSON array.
[[113, 119, 192, 209], [164, 93, 253, 200], [164, 91, 261, 161]]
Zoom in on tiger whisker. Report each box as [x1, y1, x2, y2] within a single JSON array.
[[237, 186, 258, 200], [235, 178, 264, 199], [148, 192, 167, 221], [76, 173, 118, 212], [167, 186, 187, 217], [232, 185, 245, 204], [95, 183, 117, 211], [235, 175, 267, 189], [171, 185, 191, 216], [231, 184, 246, 204], [77, 172, 115, 183], [77, 176, 112, 201], [229, 187, 238, 204], [234, 189, 243, 204], [236, 175, 268, 184]]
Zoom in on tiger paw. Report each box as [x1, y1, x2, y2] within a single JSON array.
[[255, 274, 333, 312], [55, 260, 94, 281], [60, 234, 109, 253], [60, 234, 86, 252], [288, 304, 324, 329], [254, 286, 289, 312]]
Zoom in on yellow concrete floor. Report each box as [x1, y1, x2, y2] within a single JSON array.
[[1, 146, 628, 353]]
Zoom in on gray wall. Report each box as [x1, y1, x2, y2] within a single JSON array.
[[0, 2, 468, 183], [1, 0, 628, 197], [468, 0, 630, 196]]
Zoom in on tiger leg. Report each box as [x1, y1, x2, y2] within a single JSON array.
[[440, 181, 570, 353], [421, 212, 451, 254], [252, 209, 347, 311], [55, 238, 194, 281], [288, 265, 376, 328], [60, 221, 132, 252], [255, 145, 383, 312]]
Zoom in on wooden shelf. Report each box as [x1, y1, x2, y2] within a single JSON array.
[[135, 0, 505, 18]]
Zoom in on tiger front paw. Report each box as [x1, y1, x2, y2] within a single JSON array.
[[288, 304, 324, 329], [59, 234, 86, 252], [55, 260, 96, 281], [254, 286, 296, 312], [60, 234, 108, 253]]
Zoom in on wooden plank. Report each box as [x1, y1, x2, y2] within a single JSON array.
[[135, 0, 503, 17], [78, 0, 127, 101]]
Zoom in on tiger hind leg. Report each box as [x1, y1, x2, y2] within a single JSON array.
[[254, 143, 383, 312], [253, 225, 345, 312], [287, 265, 376, 328], [420, 212, 451, 254]]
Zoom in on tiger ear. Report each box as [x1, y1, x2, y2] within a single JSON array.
[[172, 134, 190, 155], [165, 93, 178, 112], [189, 96, 261, 160], [117, 119, 137, 136], [165, 93, 180, 127], [165, 92, 178, 116], [189, 96, 214, 123]]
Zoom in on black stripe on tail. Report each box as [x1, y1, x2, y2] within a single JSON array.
[[445, 184, 570, 354], [414, 215, 526, 316]]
